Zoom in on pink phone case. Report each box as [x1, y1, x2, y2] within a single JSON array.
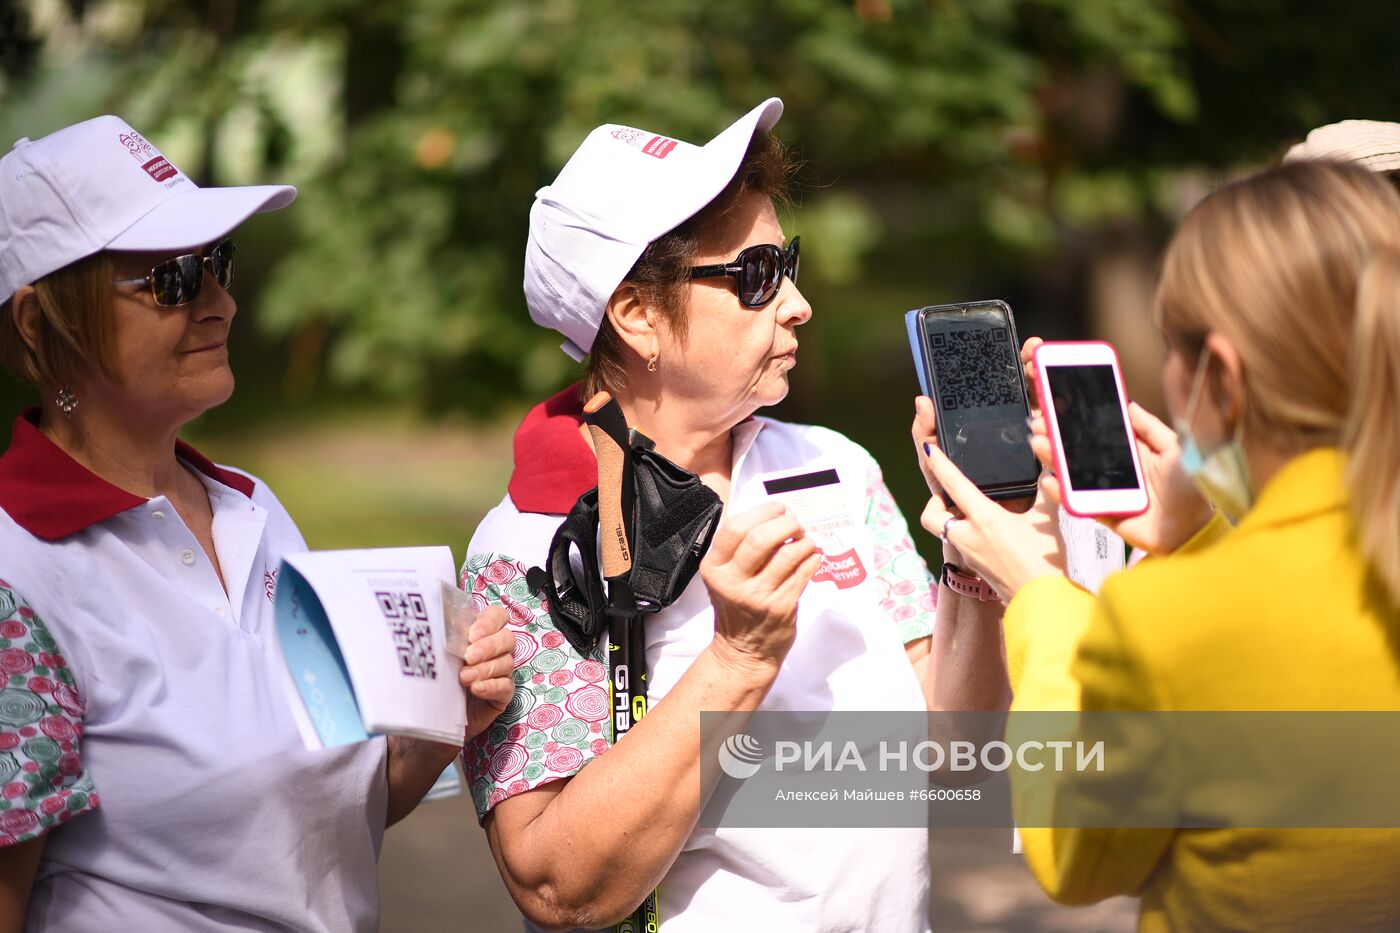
[[1033, 340, 1149, 519]]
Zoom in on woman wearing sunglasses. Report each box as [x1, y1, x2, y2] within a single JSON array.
[[0, 116, 517, 931], [461, 100, 1012, 931]]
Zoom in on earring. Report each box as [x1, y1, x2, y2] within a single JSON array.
[[56, 386, 77, 418], [647, 355, 658, 373]]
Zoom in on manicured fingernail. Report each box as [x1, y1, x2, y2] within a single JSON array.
[[923, 442, 931, 456]]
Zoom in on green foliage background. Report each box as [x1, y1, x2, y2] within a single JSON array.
[[2, 0, 1399, 553]]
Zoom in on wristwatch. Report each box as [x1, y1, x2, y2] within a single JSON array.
[[940, 562, 999, 602]]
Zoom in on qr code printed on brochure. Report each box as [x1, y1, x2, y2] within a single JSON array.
[[930, 327, 1022, 411], [375, 590, 437, 679]]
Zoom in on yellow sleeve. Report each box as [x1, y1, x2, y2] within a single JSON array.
[[1177, 511, 1231, 556], [1001, 574, 1175, 905]]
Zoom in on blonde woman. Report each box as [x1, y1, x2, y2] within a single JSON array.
[[917, 160, 1400, 930]]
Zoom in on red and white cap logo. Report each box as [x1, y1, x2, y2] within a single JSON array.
[[609, 126, 678, 160], [118, 129, 178, 182]]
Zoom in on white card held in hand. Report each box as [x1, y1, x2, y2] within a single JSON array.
[[1058, 510, 1125, 594], [755, 465, 871, 590], [441, 579, 476, 662], [274, 546, 466, 750]]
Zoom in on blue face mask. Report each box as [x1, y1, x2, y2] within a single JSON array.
[[1173, 345, 1254, 522]]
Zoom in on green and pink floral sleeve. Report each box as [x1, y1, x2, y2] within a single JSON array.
[[458, 555, 610, 822], [864, 465, 939, 645], [0, 580, 99, 847], [459, 464, 932, 821]]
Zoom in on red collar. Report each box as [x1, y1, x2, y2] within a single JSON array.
[[507, 386, 764, 514], [0, 409, 256, 540], [509, 385, 597, 514]]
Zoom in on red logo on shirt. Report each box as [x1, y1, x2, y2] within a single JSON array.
[[813, 548, 867, 589]]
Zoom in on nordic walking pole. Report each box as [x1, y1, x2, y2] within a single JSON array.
[[582, 391, 659, 933]]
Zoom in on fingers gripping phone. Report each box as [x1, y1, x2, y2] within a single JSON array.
[[1032, 340, 1149, 518], [905, 300, 1040, 501]]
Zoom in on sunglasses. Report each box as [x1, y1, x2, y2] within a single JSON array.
[[112, 239, 236, 307], [689, 236, 800, 309]]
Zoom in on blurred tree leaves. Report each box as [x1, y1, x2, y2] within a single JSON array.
[[3, 0, 1399, 414]]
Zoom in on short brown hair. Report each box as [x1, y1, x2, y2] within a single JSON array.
[[583, 131, 799, 399], [0, 252, 117, 388]]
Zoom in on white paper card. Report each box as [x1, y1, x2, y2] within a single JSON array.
[[755, 465, 873, 590], [274, 546, 466, 750], [1058, 510, 1125, 594]]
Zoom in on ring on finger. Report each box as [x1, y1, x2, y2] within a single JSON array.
[[942, 517, 958, 541]]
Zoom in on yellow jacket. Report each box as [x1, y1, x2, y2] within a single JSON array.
[[1003, 447, 1400, 931]]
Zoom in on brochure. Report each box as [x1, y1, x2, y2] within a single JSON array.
[[273, 546, 469, 750]]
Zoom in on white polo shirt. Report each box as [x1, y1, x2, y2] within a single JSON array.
[[460, 387, 938, 933], [0, 411, 388, 932]]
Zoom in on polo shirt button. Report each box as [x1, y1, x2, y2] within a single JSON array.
[[214, 606, 226, 618], [180, 549, 196, 566], [152, 509, 166, 520]]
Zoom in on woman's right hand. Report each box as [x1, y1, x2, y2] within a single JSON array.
[[1029, 401, 1214, 555], [701, 501, 822, 674]]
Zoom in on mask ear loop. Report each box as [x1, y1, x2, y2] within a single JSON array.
[[1183, 342, 1214, 432], [1185, 341, 1247, 452]]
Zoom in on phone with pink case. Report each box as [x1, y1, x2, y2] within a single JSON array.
[[1033, 340, 1149, 518]]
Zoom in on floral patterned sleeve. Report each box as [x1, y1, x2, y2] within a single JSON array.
[[864, 464, 939, 645], [458, 553, 610, 822], [0, 580, 99, 847]]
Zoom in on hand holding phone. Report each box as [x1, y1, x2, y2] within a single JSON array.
[[1030, 401, 1213, 554], [1032, 341, 1148, 518], [906, 301, 1040, 502]]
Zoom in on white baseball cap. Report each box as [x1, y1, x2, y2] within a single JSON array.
[[1284, 120, 1400, 174], [525, 98, 784, 360], [0, 115, 295, 304]]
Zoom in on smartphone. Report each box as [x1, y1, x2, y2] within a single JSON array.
[[1033, 340, 1148, 518], [905, 300, 1039, 501]]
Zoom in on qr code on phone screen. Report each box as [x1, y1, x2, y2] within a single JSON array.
[[930, 327, 1022, 410], [375, 590, 438, 680]]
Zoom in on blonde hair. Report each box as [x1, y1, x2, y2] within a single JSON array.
[[0, 252, 117, 389], [1155, 160, 1400, 605]]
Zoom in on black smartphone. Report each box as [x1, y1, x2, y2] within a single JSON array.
[[905, 300, 1039, 501]]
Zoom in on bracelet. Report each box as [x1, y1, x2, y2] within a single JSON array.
[[940, 562, 999, 602]]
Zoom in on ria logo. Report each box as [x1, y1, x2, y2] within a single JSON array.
[[717, 733, 764, 780]]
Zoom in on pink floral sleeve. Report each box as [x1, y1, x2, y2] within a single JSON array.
[[458, 554, 609, 821], [0, 580, 99, 846], [864, 466, 939, 644]]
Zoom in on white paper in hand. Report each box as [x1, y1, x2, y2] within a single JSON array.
[[1058, 510, 1125, 594], [753, 465, 873, 591], [274, 546, 465, 749]]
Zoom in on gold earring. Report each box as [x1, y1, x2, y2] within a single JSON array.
[[647, 355, 658, 373]]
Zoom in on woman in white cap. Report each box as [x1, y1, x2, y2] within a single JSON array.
[[1285, 119, 1400, 179], [0, 117, 517, 931], [462, 99, 1013, 931]]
